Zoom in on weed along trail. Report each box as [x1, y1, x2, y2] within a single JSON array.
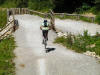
[[14, 14, 100, 75]]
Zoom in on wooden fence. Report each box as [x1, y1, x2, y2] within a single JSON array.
[[0, 8, 96, 40], [8, 8, 56, 31], [54, 13, 95, 22], [0, 19, 15, 40], [0, 21, 13, 40], [0, 8, 55, 40], [8, 8, 95, 28], [0, 8, 18, 40]]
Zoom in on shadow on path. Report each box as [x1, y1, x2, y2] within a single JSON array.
[[46, 48, 56, 53]]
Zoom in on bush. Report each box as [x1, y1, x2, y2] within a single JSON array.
[[54, 31, 100, 56], [90, 7, 99, 15], [28, 0, 54, 12], [95, 13, 100, 24], [76, 3, 91, 14], [0, 0, 17, 8]]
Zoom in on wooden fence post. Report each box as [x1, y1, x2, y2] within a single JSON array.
[[77, 14, 80, 20], [24, 8, 26, 14], [28, 9, 30, 14], [91, 17, 95, 22], [49, 9, 56, 31], [7, 9, 9, 23], [22, 8, 23, 14]]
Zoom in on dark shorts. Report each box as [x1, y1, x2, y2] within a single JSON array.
[[42, 30, 48, 38]]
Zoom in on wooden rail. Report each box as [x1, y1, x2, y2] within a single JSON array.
[[8, 8, 55, 31], [0, 8, 16, 40], [8, 8, 96, 31], [28, 9, 45, 16], [0, 20, 14, 40], [1, 8, 96, 40], [54, 13, 95, 22], [0, 19, 15, 40], [0, 20, 14, 32]]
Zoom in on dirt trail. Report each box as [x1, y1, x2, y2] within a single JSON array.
[[14, 14, 100, 75]]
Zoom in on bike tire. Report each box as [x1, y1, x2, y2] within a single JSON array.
[[44, 39, 47, 49]]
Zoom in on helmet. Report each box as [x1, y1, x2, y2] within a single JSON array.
[[44, 20, 47, 23]]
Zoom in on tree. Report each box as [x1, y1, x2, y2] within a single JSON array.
[[95, 0, 100, 11], [28, 0, 54, 11], [16, 0, 28, 8], [0, 0, 5, 5], [53, 0, 95, 13]]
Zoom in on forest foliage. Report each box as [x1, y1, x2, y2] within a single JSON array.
[[0, 0, 100, 24], [0, 0, 100, 13]]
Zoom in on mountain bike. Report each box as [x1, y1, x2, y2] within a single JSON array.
[[42, 31, 48, 49], [43, 36, 47, 49]]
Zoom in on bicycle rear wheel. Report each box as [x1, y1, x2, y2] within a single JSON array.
[[44, 39, 47, 49]]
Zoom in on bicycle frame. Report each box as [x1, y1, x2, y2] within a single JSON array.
[[43, 32, 48, 49], [43, 37, 47, 49]]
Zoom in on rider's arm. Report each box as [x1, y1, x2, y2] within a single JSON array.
[[40, 26, 42, 30], [40, 23, 44, 30]]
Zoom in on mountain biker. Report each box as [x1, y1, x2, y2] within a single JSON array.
[[40, 19, 50, 44]]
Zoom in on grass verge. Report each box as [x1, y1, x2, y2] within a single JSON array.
[[0, 9, 7, 28], [55, 15, 93, 23], [55, 15, 77, 20], [80, 16, 92, 22], [54, 31, 100, 56], [0, 36, 16, 75], [0, 1, 17, 8]]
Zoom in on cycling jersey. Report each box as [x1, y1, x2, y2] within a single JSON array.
[[41, 22, 49, 30]]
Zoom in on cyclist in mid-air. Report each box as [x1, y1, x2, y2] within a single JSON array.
[[40, 19, 51, 44]]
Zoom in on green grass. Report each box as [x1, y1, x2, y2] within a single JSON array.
[[55, 15, 77, 20], [0, 36, 16, 75], [54, 31, 100, 56], [0, 10, 7, 28], [0, 1, 17, 8], [80, 16, 92, 22], [55, 14, 94, 23]]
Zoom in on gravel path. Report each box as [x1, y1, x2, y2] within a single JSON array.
[[55, 19, 100, 35], [14, 14, 100, 75]]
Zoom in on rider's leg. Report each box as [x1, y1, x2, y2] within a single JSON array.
[[42, 30, 45, 37], [42, 30, 45, 44], [42, 30, 48, 41], [45, 30, 48, 40]]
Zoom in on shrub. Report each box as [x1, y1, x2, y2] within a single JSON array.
[[0, 0, 17, 8], [76, 3, 91, 14], [54, 31, 100, 56], [28, 0, 54, 12], [66, 33, 73, 47], [95, 13, 100, 24]]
